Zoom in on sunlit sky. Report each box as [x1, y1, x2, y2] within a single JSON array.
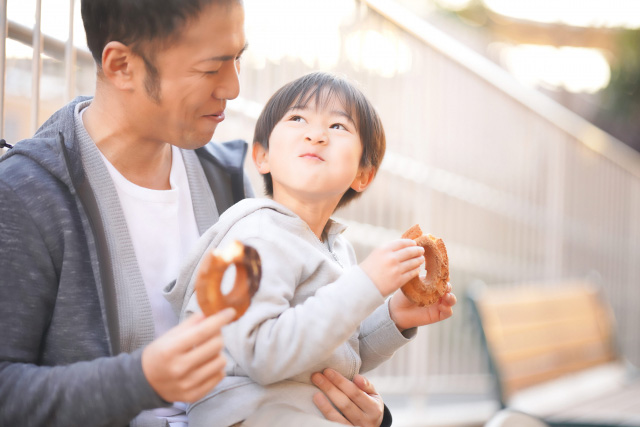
[[5, 0, 640, 93]]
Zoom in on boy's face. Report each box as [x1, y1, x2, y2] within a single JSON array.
[[257, 97, 366, 206], [127, 1, 246, 148]]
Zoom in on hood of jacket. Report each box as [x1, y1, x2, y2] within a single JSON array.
[[1, 96, 247, 195]]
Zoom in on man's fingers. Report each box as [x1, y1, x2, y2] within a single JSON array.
[[314, 369, 368, 411], [190, 351, 228, 389], [181, 333, 225, 369], [173, 308, 236, 352], [312, 392, 351, 425], [353, 374, 377, 395], [311, 371, 353, 409], [176, 350, 228, 401], [181, 368, 227, 403]]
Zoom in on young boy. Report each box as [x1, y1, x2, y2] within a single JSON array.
[[166, 71, 456, 426]]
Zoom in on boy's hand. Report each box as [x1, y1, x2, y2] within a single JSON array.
[[312, 369, 384, 427], [142, 308, 235, 403], [359, 239, 425, 297], [389, 282, 456, 331]]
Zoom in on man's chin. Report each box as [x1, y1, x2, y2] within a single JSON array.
[[183, 131, 216, 149]]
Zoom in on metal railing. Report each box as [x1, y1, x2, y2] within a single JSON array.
[[3, 0, 639, 402], [1, 0, 92, 149]]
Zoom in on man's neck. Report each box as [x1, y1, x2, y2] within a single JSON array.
[[82, 95, 173, 190]]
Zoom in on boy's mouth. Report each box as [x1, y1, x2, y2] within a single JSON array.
[[299, 153, 324, 161]]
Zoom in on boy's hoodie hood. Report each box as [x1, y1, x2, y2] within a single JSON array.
[[165, 197, 348, 320]]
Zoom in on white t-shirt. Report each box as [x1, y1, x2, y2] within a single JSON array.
[[100, 145, 199, 425]]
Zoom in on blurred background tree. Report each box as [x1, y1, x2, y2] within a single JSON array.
[[596, 29, 640, 152], [397, 0, 640, 152]]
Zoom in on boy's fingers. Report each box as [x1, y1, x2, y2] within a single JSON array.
[[402, 255, 425, 271], [386, 238, 418, 251], [399, 265, 422, 283], [396, 245, 425, 262]]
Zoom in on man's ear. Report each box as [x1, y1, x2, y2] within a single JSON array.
[[252, 142, 270, 174], [350, 166, 375, 193], [101, 41, 138, 91]]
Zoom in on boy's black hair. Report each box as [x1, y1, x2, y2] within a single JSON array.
[[81, 0, 241, 68], [253, 71, 386, 209]]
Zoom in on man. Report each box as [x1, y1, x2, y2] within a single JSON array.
[[0, 0, 397, 426]]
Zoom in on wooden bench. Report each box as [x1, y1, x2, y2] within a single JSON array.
[[468, 281, 640, 426]]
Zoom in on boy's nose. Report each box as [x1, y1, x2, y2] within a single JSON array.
[[305, 127, 327, 144]]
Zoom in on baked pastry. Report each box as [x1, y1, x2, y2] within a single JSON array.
[[196, 240, 261, 320], [401, 224, 449, 307]]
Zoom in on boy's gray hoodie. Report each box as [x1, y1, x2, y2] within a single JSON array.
[[166, 198, 416, 427], [0, 97, 250, 427]]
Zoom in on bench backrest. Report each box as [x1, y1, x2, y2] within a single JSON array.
[[468, 281, 618, 404]]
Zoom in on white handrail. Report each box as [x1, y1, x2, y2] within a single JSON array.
[[65, 0, 76, 102], [0, 0, 7, 139], [30, 0, 43, 135], [361, 0, 640, 178]]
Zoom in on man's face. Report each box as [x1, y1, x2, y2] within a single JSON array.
[[129, 1, 246, 148]]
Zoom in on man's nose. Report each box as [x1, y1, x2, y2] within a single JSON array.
[[212, 60, 240, 101]]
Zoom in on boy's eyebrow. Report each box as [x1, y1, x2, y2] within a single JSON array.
[[198, 42, 249, 63], [288, 105, 357, 127]]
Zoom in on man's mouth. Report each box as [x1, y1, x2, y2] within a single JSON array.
[[204, 111, 225, 122]]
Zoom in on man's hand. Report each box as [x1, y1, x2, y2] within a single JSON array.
[[359, 239, 425, 297], [389, 282, 457, 331], [142, 308, 235, 403], [312, 369, 384, 427]]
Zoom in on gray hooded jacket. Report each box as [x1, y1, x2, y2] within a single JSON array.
[[0, 97, 251, 427], [165, 198, 416, 427]]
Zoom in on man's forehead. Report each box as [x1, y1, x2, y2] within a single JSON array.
[[196, 42, 249, 64], [172, 1, 246, 52]]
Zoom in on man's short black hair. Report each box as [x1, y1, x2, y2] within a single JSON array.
[[253, 71, 386, 209], [81, 0, 240, 66]]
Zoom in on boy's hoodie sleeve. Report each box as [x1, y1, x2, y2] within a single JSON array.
[[222, 235, 385, 386], [0, 181, 165, 427], [358, 300, 417, 373]]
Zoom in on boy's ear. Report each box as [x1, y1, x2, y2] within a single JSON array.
[[350, 166, 375, 193], [252, 142, 270, 174], [101, 41, 138, 91]]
